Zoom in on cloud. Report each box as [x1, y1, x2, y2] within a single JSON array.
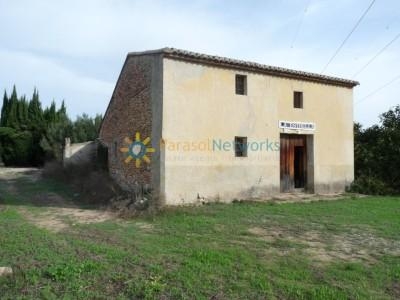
[[0, 0, 256, 58], [0, 48, 114, 118], [0, 0, 399, 125]]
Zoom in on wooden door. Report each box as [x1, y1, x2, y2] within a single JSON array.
[[280, 134, 307, 192]]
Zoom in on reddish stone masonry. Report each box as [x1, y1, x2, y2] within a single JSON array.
[[99, 56, 153, 190]]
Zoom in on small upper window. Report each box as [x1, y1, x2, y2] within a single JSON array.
[[294, 91, 303, 109], [235, 136, 247, 157], [235, 75, 247, 95]]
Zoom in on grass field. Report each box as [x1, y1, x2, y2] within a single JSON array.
[[0, 169, 399, 299]]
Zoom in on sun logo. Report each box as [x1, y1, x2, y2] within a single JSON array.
[[120, 132, 155, 168]]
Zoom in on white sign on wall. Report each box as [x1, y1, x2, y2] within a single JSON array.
[[279, 120, 316, 131]]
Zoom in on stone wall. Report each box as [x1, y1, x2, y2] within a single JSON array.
[[63, 138, 96, 166], [99, 54, 163, 196]]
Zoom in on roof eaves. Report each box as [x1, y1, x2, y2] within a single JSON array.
[[128, 47, 359, 88]]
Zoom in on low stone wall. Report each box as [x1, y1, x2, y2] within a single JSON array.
[[63, 138, 96, 167]]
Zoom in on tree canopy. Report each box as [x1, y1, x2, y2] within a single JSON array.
[[353, 105, 400, 194], [0, 86, 102, 166]]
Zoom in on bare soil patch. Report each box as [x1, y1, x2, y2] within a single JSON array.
[[134, 221, 155, 231], [0, 167, 117, 232], [0, 167, 40, 181], [18, 206, 116, 232], [389, 281, 400, 299], [248, 226, 400, 264], [270, 192, 364, 203]]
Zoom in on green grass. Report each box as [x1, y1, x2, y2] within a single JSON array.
[[0, 175, 399, 299]]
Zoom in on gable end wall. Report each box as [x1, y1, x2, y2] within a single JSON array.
[[99, 54, 163, 199]]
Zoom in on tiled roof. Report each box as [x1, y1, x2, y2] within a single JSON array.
[[128, 48, 359, 88]]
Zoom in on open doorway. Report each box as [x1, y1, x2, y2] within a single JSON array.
[[294, 146, 305, 188], [280, 134, 310, 192]]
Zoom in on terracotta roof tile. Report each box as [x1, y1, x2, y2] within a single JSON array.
[[128, 48, 359, 88]]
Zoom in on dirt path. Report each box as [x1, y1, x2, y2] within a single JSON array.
[[0, 168, 117, 232]]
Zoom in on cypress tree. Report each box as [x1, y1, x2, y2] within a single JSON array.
[[27, 88, 45, 165], [22, 96, 29, 126], [47, 100, 57, 123], [57, 100, 67, 121], [28, 88, 44, 128], [7, 86, 19, 129], [17, 96, 29, 130], [0, 90, 9, 127]]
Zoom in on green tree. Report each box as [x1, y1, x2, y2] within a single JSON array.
[[0, 90, 9, 127], [40, 117, 73, 161], [17, 95, 29, 130], [379, 106, 400, 190], [44, 100, 57, 124], [353, 105, 400, 194], [72, 113, 102, 143], [26, 88, 45, 165], [0, 127, 33, 166], [28, 88, 44, 128], [57, 100, 67, 121], [7, 86, 19, 129], [0, 85, 103, 166]]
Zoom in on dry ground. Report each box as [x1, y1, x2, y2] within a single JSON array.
[[0, 168, 116, 232], [248, 226, 400, 264]]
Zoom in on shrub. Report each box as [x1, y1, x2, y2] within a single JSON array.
[[0, 128, 34, 166], [42, 161, 121, 205], [347, 175, 395, 195]]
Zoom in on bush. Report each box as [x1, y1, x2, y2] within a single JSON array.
[[42, 161, 121, 205], [354, 106, 400, 195], [347, 175, 395, 195], [42, 161, 155, 214], [0, 128, 34, 166]]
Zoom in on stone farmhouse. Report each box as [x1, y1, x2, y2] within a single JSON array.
[[99, 48, 359, 205]]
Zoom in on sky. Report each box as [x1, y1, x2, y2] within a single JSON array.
[[0, 0, 399, 127]]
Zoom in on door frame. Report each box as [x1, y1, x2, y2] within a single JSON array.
[[280, 134, 313, 193]]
